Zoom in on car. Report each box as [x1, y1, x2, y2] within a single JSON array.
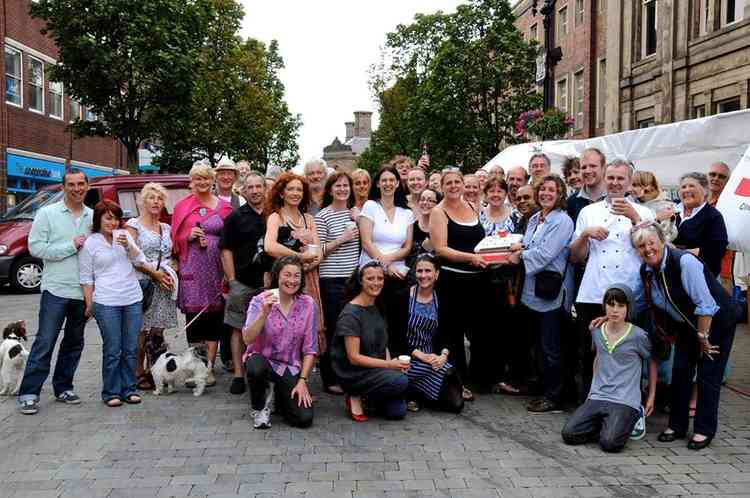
[[0, 174, 190, 293]]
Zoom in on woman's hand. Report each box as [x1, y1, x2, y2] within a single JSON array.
[[188, 226, 205, 242], [386, 264, 407, 280], [153, 270, 174, 291], [388, 358, 410, 372], [349, 207, 361, 220], [506, 250, 522, 265], [428, 354, 446, 371], [469, 253, 488, 268], [291, 379, 313, 408], [340, 225, 359, 243], [116, 232, 129, 249], [260, 291, 278, 315], [300, 251, 317, 264], [699, 336, 720, 360]]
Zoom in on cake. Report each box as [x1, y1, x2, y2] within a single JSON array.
[[474, 231, 523, 263]]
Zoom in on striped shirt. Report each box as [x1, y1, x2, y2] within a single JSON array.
[[315, 206, 360, 279]]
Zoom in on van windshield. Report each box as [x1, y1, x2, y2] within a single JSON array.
[[2, 189, 63, 220]]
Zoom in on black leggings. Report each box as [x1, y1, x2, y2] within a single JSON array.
[[244, 355, 313, 428]]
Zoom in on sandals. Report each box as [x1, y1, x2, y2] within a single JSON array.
[[462, 387, 475, 402], [124, 394, 142, 404], [105, 398, 123, 407]]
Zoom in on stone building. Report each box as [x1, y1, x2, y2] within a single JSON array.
[[322, 111, 372, 172], [513, 0, 750, 137], [1, 0, 127, 209]]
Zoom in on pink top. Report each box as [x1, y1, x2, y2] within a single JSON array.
[[243, 293, 318, 376]]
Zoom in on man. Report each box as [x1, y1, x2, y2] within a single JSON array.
[[215, 158, 243, 209], [562, 157, 583, 193], [569, 160, 654, 399], [567, 148, 607, 223], [220, 172, 267, 395], [18, 169, 93, 415], [304, 159, 327, 215], [489, 164, 505, 180], [707, 161, 733, 292], [506, 166, 529, 206], [475, 168, 489, 191], [528, 153, 551, 185]]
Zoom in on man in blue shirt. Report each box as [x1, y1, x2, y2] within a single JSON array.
[[18, 169, 93, 415]]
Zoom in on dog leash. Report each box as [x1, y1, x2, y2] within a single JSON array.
[[174, 292, 222, 337]]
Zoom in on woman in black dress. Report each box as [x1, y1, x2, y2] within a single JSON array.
[[331, 262, 411, 421]]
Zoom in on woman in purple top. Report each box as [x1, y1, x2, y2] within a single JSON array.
[[242, 256, 317, 430], [171, 162, 233, 387]]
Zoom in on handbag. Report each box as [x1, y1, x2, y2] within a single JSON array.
[[139, 226, 163, 312], [253, 220, 305, 269], [534, 260, 568, 300]]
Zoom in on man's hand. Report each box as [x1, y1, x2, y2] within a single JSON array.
[[584, 227, 609, 241], [73, 235, 87, 251], [610, 198, 641, 224]]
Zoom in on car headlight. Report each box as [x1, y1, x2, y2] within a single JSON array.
[[0, 245, 7, 255]]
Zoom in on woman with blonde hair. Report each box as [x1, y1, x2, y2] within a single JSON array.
[[171, 162, 233, 386], [350, 169, 371, 210], [126, 183, 178, 390]]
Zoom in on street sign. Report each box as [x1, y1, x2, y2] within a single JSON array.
[[535, 54, 546, 84]]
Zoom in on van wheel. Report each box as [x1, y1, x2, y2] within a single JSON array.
[[10, 256, 43, 293]]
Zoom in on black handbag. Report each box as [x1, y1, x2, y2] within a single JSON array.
[[139, 227, 163, 312], [534, 258, 568, 300]]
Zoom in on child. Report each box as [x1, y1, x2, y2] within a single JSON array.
[[562, 284, 656, 452], [631, 171, 677, 242]]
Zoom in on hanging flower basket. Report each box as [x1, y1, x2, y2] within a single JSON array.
[[515, 108, 574, 141]]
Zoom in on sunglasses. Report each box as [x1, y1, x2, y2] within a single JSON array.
[[708, 172, 728, 180], [516, 195, 534, 201]]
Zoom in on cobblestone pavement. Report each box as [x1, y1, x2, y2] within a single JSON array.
[[1, 289, 749, 498]]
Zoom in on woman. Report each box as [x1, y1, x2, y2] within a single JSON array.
[[126, 183, 178, 391], [79, 200, 150, 406], [430, 169, 488, 400], [412, 188, 441, 258], [351, 168, 371, 210], [264, 172, 325, 352], [673, 172, 728, 277], [561, 157, 582, 193], [632, 170, 678, 242], [504, 175, 574, 413], [632, 222, 737, 449], [463, 174, 481, 207], [315, 171, 360, 395], [242, 256, 316, 429], [390, 254, 464, 413], [172, 162, 233, 386], [406, 167, 427, 211], [331, 261, 410, 421], [479, 177, 514, 235], [358, 165, 414, 310]]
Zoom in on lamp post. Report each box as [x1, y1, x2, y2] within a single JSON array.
[[532, 0, 563, 110]]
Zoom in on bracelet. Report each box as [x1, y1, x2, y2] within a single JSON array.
[[299, 376, 308, 382], [697, 332, 710, 341]]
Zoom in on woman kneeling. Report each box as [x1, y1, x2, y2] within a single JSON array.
[[242, 256, 316, 429]]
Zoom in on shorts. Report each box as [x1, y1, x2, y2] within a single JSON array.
[[185, 311, 223, 343], [224, 279, 261, 330]]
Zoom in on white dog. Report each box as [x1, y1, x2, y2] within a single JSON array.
[[151, 347, 208, 397], [0, 321, 29, 396]]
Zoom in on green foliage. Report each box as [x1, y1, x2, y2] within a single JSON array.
[[30, 0, 212, 173], [360, 0, 542, 172]]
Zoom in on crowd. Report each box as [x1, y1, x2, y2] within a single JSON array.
[[15, 149, 748, 453]]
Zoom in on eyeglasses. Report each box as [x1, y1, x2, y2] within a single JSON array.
[[708, 172, 728, 180]]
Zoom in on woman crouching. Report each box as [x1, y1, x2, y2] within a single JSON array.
[[242, 256, 316, 429]]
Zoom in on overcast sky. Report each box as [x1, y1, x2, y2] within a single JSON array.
[[239, 0, 464, 165]]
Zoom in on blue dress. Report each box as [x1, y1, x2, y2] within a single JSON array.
[[405, 291, 452, 400]]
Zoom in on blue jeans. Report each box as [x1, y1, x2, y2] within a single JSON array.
[[367, 374, 409, 420], [19, 291, 86, 403], [527, 305, 564, 404], [93, 302, 142, 401]]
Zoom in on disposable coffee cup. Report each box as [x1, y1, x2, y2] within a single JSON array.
[[398, 355, 411, 364], [306, 244, 320, 256], [346, 221, 357, 229], [268, 288, 280, 300]]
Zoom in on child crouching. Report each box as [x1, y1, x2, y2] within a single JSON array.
[[562, 284, 656, 452]]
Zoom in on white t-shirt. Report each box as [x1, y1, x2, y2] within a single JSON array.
[[574, 198, 654, 304], [358, 200, 414, 267], [735, 252, 750, 291]]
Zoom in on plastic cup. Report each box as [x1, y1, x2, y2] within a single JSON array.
[[306, 244, 320, 256], [268, 288, 280, 300], [398, 355, 411, 364]]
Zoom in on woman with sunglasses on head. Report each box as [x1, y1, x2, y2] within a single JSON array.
[[331, 262, 411, 421], [430, 168, 489, 401], [390, 254, 464, 413]]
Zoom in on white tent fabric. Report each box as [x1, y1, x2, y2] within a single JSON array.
[[483, 109, 750, 187], [716, 143, 750, 253]]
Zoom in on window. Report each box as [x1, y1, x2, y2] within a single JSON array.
[[638, 118, 656, 128], [530, 23, 538, 42], [5, 46, 22, 106], [49, 81, 63, 119], [698, 0, 709, 35], [29, 57, 44, 113], [597, 59, 607, 127], [556, 77, 569, 113], [69, 100, 81, 122], [574, 70, 585, 129], [722, 0, 746, 25], [716, 97, 741, 113], [576, 0, 585, 25], [693, 105, 706, 118], [558, 7, 569, 37], [642, 0, 657, 58], [600, 0, 607, 12]]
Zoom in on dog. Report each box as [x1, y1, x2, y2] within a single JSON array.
[[151, 347, 208, 397], [0, 321, 29, 395]]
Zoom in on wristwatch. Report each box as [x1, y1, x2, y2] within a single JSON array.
[[299, 376, 308, 382]]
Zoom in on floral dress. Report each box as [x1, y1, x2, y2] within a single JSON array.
[[126, 218, 178, 329]]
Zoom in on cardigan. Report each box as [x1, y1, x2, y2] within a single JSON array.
[[673, 203, 728, 277]]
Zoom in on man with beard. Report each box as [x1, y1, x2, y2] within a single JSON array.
[[304, 159, 327, 215], [506, 166, 529, 207]]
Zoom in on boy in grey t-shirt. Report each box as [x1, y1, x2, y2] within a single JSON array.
[[562, 284, 657, 452]]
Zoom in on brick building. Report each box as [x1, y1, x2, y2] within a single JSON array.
[[322, 111, 372, 172], [1, 0, 127, 209], [513, 0, 750, 137]]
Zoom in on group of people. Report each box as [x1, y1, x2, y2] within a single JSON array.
[[16, 150, 746, 453]]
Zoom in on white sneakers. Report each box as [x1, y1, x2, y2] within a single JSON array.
[[251, 387, 274, 429], [630, 405, 647, 440]]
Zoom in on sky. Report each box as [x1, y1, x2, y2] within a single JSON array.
[[239, 0, 465, 164]]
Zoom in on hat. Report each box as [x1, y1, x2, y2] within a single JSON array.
[[214, 157, 238, 174]]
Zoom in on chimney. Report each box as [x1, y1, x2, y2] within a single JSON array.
[[345, 122, 355, 142], [353, 111, 373, 138]]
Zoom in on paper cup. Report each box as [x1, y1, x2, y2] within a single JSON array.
[[398, 355, 411, 364], [268, 288, 280, 300], [306, 244, 320, 256]]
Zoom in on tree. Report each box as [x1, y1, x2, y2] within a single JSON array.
[[360, 0, 542, 172], [31, 0, 213, 173], [157, 1, 301, 173]]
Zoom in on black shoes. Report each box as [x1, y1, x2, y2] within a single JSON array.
[[229, 377, 246, 395], [687, 436, 713, 450], [657, 430, 687, 443], [527, 398, 563, 413]]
